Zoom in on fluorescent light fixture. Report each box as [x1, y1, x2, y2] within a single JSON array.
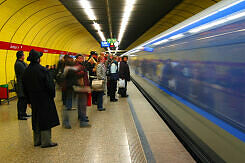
[[93, 23, 101, 31], [118, 0, 136, 44], [80, 0, 106, 42], [98, 31, 106, 41], [79, 0, 96, 20]]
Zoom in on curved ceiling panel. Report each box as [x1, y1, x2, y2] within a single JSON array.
[[127, 0, 221, 50], [0, 0, 103, 54]]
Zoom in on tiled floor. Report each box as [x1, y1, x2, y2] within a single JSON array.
[[0, 90, 146, 163], [0, 83, 195, 163]]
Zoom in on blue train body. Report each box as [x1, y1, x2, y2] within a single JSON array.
[[129, 5, 245, 134]]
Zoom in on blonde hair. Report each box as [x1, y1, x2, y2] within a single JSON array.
[[97, 56, 103, 62]]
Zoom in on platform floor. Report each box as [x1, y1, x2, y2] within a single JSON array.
[[0, 82, 194, 163]]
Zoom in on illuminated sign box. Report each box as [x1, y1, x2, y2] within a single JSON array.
[[101, 41, 110, 47]]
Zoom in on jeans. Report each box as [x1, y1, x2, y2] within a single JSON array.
[[97, 91, 104, 110], [62, 105, 70, 127], [77, 93, 87, 122], [65, 91, 72, 110]]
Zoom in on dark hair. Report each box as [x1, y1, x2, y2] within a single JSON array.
[[64, 55, 70, 60], [16, 51, 24, 59], [122, 56, 128, 60], [90, 51, 97, 55], [65, 56, 74, 66], [76, 54, 83, 59]]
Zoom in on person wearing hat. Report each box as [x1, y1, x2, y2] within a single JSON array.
[[22, 49, 60, 148], [14, 51, 30, 120]]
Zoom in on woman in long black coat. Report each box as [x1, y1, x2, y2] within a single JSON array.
[[22, 49, 59, 148]]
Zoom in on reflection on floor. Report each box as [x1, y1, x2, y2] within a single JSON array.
[[0, 90, 146, 163]]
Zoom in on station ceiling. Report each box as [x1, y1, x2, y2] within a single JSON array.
[[59, 0, 182, 50]]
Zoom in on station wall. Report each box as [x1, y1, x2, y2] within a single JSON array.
[[0, 0, 103, 85]]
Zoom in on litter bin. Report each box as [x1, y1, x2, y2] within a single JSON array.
[[0, 84, 9, 104]]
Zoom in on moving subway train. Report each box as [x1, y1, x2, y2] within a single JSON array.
[[124, 0, 245, 162]]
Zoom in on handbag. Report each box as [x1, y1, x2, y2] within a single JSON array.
[[118, 78, 125, 88], [73, 78, 90, 93], [92, 79, 104, 91], [73, 86, 91, 93]]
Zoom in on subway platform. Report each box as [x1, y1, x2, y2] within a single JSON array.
[[0, 82, 194, 163]]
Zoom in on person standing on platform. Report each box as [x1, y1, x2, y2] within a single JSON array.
[[86, 51, 97, 104], [56, 55, 69, 105], [110, 56, 119, 102], [75, 54, 91, 127], [22, 49, 59, 148], [14, 51, 31, 120], [96, 56, 106, 111], [119, 56, 130, 97], [62, 56, 76, 129]]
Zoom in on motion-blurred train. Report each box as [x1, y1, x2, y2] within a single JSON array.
[[124, 0, 245, 162]]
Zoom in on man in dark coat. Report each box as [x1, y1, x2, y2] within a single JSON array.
[[119, 56, 130, 97], [14, 51, 30, 120], [22, 49, 60, 148]]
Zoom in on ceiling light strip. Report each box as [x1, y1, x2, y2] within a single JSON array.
[[116, 0, 136, 54], [117, 0, 136, 44], [79, 0, 106, 41]]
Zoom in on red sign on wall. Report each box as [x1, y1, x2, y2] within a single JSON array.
[[0, 41, 81, 56]]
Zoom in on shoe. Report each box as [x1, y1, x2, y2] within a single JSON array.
[[63, 124, 72, 129], [41, 142, 58, 148], [84, 119, 89, 122], [80, 122, 91, 128], [71, 107, 77, 110], [34, 143, 41, 147], [24, 114, 32, 117], [18, 117, 27, 120], [92, 102, 97, 105], [98, 108, 106, 111], [121, 95, 129, 98], [110, 99, 118, 102]]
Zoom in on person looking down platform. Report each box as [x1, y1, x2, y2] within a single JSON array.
[[22, 49, 60, 148]]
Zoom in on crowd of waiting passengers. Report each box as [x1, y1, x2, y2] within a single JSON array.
[[14, 49, 130, 148]]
